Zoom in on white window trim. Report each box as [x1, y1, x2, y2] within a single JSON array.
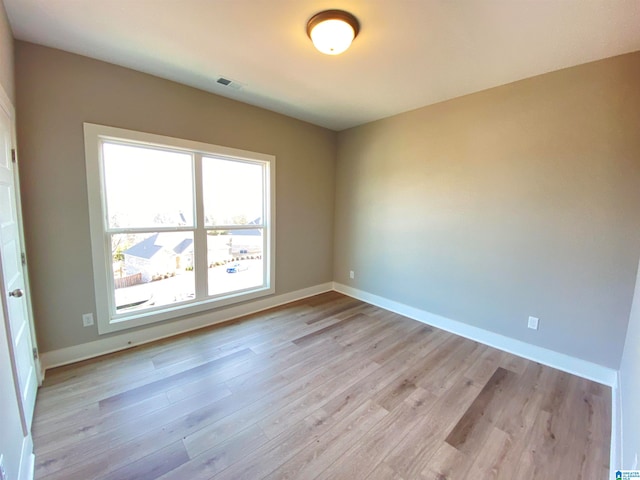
[[84, 123, 276, 334]]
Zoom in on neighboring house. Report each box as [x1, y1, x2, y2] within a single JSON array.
[[124, 232, 194, 282], [228, 217, 263, 256], [124, 222, 263, 282]]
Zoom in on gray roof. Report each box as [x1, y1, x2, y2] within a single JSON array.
[[124, 233, 193, 260], [231, 217, 263, 236]]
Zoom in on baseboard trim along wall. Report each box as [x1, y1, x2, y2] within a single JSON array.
[[333, 282, 617, 387], [44, 280, 619, 385], [40, 282, 334, 371]]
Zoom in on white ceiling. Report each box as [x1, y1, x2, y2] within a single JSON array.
[[5, 0, 640, 131]]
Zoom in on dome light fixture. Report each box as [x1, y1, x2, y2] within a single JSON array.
[[307, 10, 360, 55]]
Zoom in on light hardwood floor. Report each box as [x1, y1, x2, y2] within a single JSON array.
[[32, 292, 611, 479]]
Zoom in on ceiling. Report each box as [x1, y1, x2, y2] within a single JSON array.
[[5, 1, 640, 131]]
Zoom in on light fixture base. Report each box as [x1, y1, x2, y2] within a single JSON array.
[[307, 10, 360, 55]]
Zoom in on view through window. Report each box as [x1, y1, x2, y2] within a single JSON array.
[[84, 124, 275, 334]]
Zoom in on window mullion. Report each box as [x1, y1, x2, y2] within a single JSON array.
[[85, 123, 275, 335], [215, 224, 266, 230], [105, 226, 195, 235], [193, 153, 208, 299], [263, 163, 270, 288]]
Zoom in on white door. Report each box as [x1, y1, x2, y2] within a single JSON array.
[[0, 101, 37, 432]]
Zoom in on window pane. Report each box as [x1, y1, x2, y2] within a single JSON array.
[[103, 142, 194, 228], [112, 232, 195, 313], [207, 229, 264, 296], [203, 157, 263, 226]]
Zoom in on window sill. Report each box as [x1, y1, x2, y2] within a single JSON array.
[[97, 285, 275, 335]]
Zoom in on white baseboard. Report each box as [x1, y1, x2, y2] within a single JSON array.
[[42, 280, 618, 385], [40, 282, 333, 370], [333, 282, 617, 387], [18, 434, 34, 480]]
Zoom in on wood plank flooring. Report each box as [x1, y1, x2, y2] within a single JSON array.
[[32, 292, 611, 479]]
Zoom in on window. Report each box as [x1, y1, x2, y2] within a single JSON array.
[[84, 124, 275, 334]]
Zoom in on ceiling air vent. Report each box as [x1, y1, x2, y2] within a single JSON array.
[[216, 76, 244, 90]]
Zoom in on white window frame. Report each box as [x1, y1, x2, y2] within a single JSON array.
[[84, 123, 275, 334]]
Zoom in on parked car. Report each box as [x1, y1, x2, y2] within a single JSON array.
[[226, 262, 248, 273]]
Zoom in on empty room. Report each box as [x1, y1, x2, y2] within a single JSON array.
[[0, 1, 639, 479]]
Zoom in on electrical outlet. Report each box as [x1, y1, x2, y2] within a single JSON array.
[[0, 454, 7, 480], [527, 316, 539, 330], [349, 270, 355, 279], [82, 313, 94, 327]]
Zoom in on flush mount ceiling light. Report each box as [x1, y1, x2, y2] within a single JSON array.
[[307, 9, 360, 55]]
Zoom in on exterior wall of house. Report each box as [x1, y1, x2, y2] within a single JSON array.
[[124, 255, 154, 283]]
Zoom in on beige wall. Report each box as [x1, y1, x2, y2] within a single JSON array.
[[13, 34, 640, 368], [15, 41, 336, 353], [0, 0, 12, 103], [335, 52, 640, 369], [0, 4, 26, 480]]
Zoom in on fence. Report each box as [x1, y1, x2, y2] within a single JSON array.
[[114, 272, 143, 289]]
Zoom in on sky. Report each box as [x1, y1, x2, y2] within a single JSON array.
[[102, 141, 264, 229]]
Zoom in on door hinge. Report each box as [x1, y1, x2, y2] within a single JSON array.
[[33, 348, 38, 360], [11, 148, 16, 163], [21, 252, 26, 266]]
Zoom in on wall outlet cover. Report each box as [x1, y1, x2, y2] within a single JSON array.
[[82, 313, 94, 327], [527, 316, 539, 330]]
